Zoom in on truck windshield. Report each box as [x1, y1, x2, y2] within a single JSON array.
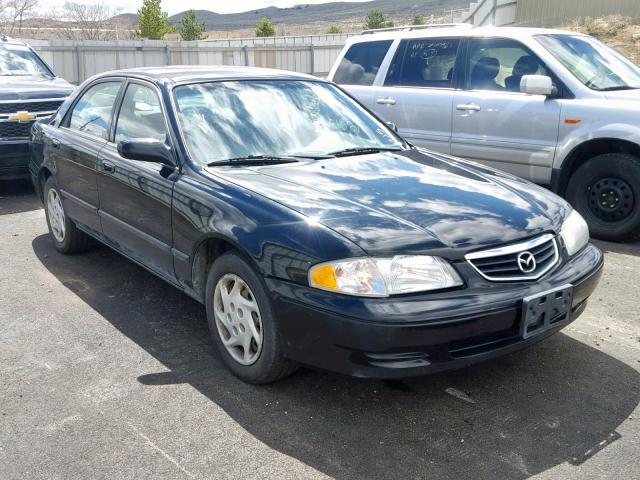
[[0, 45, 52, 77], [536, 34, 640, 91], [173, 80, 404, 164]]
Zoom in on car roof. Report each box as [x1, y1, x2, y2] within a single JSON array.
[[0, 36, 31, 48], [97, 65, 323, 86], [347, 25, 585, 44]]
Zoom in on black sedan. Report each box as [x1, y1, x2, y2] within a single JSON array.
[[30, 66, 603, 384]]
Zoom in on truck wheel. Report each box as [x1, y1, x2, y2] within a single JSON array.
[[205, 251, 298, 384], [565, 153, 640, 242], [44, 176, 95, 254]]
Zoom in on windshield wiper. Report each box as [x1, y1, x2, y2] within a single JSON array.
[[597, 86, 640, 91], [327, 147, 403, 157], [207, 154, 302, 167]]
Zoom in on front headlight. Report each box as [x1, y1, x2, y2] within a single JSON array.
[[308, 256, 463, 297], [560, 209, 590, 256]]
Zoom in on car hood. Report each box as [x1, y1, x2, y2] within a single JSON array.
[[207, 150, 571, 256], [0, 76, 74, 101]]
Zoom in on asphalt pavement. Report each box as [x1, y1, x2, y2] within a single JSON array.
[[1, 179, 639, 480]]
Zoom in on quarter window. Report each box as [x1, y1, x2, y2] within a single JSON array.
[[333, 40, 392, 86], [466, 38, 549, 92], [68, 81, 121, 140], [386, 38, 460, 88], [115, 84, 167, 143]]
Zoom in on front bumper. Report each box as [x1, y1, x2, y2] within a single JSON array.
[[266, 243, 604, 378], [0, 139, 30, 179]]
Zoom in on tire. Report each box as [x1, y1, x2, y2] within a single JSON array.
[[43, 176, 94, 254], [565, 153, 640, 242], [205, 251, 298, 384]]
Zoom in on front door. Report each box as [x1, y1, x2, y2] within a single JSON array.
[[53, 80, 123, 234], [450, 37, 561, 184], [97, 81, 177, 279], [372, 37, 461, 153]]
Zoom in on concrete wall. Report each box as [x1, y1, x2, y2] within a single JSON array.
[[22, 35, 353, 84], [515, 0, 640, 27]]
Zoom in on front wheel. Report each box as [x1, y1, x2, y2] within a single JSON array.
[[205, 251, 298, 384], [565, 153, 640, 242]]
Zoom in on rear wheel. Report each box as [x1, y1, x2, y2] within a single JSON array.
[[43, 177, 94, 254], [566, 153, 640, 242], [205, 251, 297, 384]]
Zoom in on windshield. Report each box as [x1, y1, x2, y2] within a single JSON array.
[[536, 34, 640, 91], [173, 80, 403, 164], [0, 45, 52, 77]]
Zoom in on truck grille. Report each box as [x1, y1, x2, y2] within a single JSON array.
[[0, 100, 63, 114], [0, 122, 33, 139], [466, 234, 559, 281]]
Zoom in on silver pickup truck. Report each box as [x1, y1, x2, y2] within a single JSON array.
[[328, 25, 640, 242]]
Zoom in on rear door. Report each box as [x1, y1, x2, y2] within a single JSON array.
[[450, 37, 561, 183], [330, 39, 395, 109], [372, 37, 462, 153], [97, 80, 177, 279], [52, 79, 123, 234]]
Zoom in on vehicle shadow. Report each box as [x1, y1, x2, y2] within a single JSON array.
[[593, 238, 640, 257], [0, 179, 41, 215], [32, 234, 639, 480]]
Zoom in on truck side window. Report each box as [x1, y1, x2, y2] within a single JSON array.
[[467, 38, 549, 92], [333, 40, 392, 86], [386, 38, 461, 88]]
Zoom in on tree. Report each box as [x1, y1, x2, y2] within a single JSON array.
[[61, 3, 130, 41], [179, 9, 205, 41], [412, 15, 425, 25], [364, 9, 393, 30], [137, 0, 174, 40], [326, 25, 343, 34], [255, 16, 275, 37], [3, 0, 38, 34]]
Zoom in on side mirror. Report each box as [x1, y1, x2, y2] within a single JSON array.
[[520, 75, 557, 96], [385, 121, 398, 132], [117, 139, 175, 166]]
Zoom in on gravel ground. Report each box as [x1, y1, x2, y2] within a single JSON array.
[[1, 179, 639, 480]]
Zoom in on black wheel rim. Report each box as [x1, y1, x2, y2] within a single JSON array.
[[586, 177, 635, 222]]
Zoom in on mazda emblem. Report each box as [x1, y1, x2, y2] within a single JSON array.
[[517, 251, 537, 273]]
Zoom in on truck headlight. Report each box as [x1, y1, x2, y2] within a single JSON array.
[[308, 256, 462, 297], [560, 209, 589, 256]]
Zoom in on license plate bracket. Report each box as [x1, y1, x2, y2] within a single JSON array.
[[520, 284, 574, 339]]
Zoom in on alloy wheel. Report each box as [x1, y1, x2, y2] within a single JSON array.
[[213, 273, 263, 365], [47, 188, 66, 242]]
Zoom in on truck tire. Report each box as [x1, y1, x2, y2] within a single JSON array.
[[565, 153, 640, 242]]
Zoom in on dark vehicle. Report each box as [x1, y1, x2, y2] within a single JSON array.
[[31, 66, 603, 384], [0, 36, 74, 179]]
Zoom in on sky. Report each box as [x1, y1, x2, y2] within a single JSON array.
[[44, 0, 371, 16]]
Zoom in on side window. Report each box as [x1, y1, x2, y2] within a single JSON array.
[[68, 81, 121, 140], [386, 38, 460, 88], [467, 38, 549, 92], [115, 84, 167, 143], [333, 40, 392, 86]]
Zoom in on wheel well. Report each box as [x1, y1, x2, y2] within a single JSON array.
[[556, 138, 640, 196], [191, 237, 239, 301], [38, 167, 52, 202]]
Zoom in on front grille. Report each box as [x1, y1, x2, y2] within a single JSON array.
[[0, 122, 33, 139], [466, 234, 559, 281], [0, 100, 63, 114]]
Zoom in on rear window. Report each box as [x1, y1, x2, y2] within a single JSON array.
[[385, 38, 460, 88], [333, 40, 392, 86]]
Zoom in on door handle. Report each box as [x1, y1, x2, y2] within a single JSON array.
[[102, 162, 115, 173], [376, 97, 397, 105], [456, 103, 481, 111]]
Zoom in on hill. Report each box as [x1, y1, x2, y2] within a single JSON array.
[[115, 0, 469, 32]]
